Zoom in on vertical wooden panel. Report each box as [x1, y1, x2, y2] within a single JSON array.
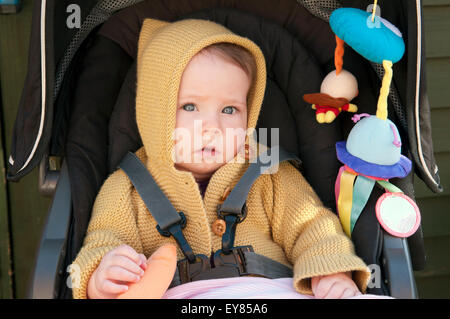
[[0, 0, 52, 299], [414, 274, 450, 299], [423, 0, 450, 6], [0, 90, 13, 299], [426, 57, 450, 109], [414, 152, 450, 198], [414, 2, 450, 299], [429, 108, 450, 153], [423, 5, 450, 58], [416, 196, 450, 238]]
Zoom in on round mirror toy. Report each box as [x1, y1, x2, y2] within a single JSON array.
[[376, 192, 421, 238]]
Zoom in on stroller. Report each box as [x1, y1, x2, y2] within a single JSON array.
[[6, 0, 442, 299]]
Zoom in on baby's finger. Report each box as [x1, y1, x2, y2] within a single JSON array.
[[105, 265, 142, 283], [100, 280, 129, 295], [340, 288, 358, 299], [113, 245, 142, 266], [323, 282, 347, 299], [314, 278, 333, 299], [139, 254, 147, 271], [311, 276, 322, 295], [111, 255, 145, 276]]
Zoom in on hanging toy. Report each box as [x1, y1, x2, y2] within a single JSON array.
[[330, 2, 420, 239], [334, 113, 414, 238], [303, 34, 359, 124], [329, 2, 405, 65]]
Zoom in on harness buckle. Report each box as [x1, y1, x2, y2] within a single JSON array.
[[175, 246, 254, 285], [217, 204, 248, 254], [156, 211, 187, 237], [156, 212, 195, 263], [213, 245, 254, 276], [216, 203, 248, 223]]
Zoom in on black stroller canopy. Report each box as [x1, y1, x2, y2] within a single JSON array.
[[7, 0, 440, 299]]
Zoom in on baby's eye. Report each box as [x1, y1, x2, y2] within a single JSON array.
[[222, 106, 237, 114], [181, 103, 196, 112]]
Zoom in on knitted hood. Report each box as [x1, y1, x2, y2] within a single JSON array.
[[136, 18, 266, 165], [135, 18, 267, 199]]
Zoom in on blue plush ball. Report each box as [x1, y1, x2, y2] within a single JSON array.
[[330, 8, 405, 63], [346, 116, 402, 165]]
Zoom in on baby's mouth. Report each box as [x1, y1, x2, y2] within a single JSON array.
[[197, 146, 219, 158], [202, 146, 216, 155]]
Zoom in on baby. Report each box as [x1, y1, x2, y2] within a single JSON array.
[[71, 18, 371, 299]]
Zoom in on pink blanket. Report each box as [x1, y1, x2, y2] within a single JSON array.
[[162, 277, 392, 299]]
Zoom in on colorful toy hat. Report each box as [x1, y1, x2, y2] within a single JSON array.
[[335, 115, 412, 180], [329, 7, 405, 64]]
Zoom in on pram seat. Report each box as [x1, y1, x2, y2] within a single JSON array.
[[7, 0, 438, 299]]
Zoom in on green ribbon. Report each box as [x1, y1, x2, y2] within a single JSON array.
[[376, 180, 404, 194], [350, 175, 376, 235], [347, 179, 405, 237]]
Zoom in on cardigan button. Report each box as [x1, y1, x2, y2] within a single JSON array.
[[212, 219, 226, 236], [244, 144, 250, 160]]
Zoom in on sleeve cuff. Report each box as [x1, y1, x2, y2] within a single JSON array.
[[70, 246, 117, 299], [292, 254, 371, 295]]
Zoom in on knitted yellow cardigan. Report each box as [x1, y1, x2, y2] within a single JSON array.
[[71, 18, 370, 299]]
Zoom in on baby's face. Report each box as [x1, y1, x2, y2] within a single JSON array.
[[174, 51, 250, 181]]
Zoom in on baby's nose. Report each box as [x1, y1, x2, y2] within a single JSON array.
[[201, 115, 221, 133], [201, 112, 220, 128], [202, 128, 222, 145]]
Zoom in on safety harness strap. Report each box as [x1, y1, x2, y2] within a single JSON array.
[[118, 146, 301, 283], [119, 152, 196, 262], [244, 251, 294, 278], [218, 146, 301, 253], [219, 146, 301, 215]]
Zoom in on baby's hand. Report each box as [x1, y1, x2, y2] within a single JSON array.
[[117, 244, 177, 299], [311, 272, 361, 299], [87, 245, 147, 299]]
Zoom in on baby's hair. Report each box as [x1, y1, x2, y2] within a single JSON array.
[[199, 43, 257, 84]]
